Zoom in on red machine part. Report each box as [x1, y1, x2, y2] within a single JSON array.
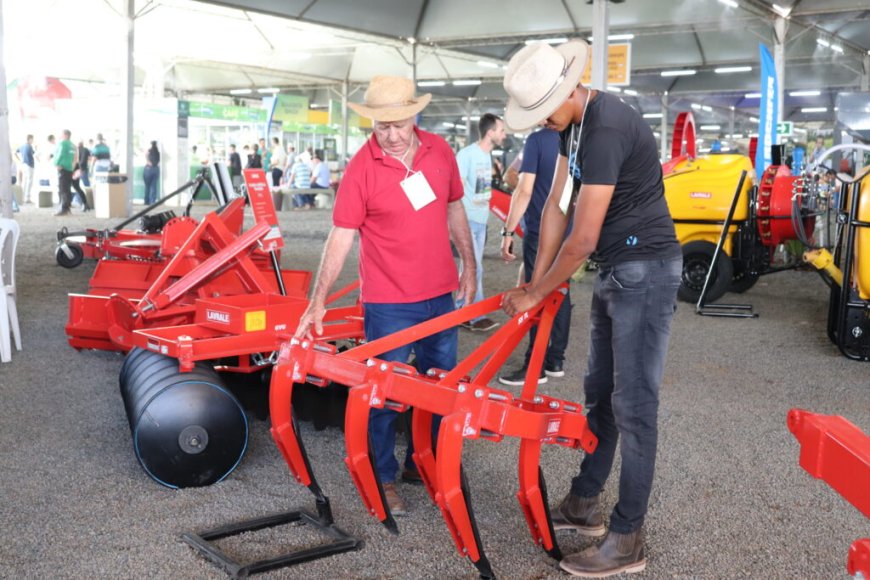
[[787, 409, 870, 577], [756, 164, 815, 247], [662, 111, 697, 176], [488, 188, 524, 238], [269, 287, 597, 577]]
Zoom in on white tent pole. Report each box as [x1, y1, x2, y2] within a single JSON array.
[[591, 0, 609, 90], [123, 0, 135, 216], [0, 0, 12, 218]]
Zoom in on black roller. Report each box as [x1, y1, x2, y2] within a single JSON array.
[[119, 348, 248, 488]]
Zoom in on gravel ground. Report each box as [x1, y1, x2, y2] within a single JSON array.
[[0, 202, 867, 579]]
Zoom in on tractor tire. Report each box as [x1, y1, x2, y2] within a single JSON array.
[[56, 243, 84, 268], [729, 260, 760, 294], [678, 241, 733, 303]]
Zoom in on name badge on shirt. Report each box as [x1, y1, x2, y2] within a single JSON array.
[[401, 171, 437, 210]]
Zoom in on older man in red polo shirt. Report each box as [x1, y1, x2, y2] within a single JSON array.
[[295, 75, 476, 516]]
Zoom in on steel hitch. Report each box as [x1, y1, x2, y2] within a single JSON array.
[[269, 286, 597, 578]]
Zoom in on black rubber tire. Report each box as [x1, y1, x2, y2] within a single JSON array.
[[678, 241, 734, 303], [729, 260, 760, 294], [56, 243, 84, 268]]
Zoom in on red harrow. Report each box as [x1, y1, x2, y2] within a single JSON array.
[[269, 286, 597, 578]]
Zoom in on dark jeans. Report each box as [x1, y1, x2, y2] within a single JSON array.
[[522, 234, 571, 368], [143, 165, 160, 205], [363, 293, 457, 483], [570, 257, 681, 534], [271, 168, 283, 188], [57, 168, 73, 211], [71, 177, 89, 210]]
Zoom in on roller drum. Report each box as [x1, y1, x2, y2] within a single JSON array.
[[119, 348, 248, 488]]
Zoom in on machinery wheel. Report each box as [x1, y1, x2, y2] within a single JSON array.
[[678, 241, 733, 303], [56, 243, 84, 268], [729, 260, 760, 294]]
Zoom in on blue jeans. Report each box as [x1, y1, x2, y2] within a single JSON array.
[[570, 257, 681, 534], [364, 293, 457, 483], [143, 165, 160, 205], [521, 234, 572, 369], [457, 219, 487, 321]]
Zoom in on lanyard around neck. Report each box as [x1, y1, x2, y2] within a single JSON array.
[[567, 89, 592, 172]]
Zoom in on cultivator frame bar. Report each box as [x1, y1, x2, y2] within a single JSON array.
[[788, 409, 869, 577], [270, 287, 597, 578]]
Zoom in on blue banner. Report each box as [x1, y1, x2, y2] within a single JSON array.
[[756, 43, 778, 180]]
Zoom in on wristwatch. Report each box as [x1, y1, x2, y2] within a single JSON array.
[[501, 228, 514, 237]]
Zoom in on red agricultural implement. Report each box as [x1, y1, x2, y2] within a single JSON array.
[[264, 286, 596, 579], [788, 409, 869, 577]]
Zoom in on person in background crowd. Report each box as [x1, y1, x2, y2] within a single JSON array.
[[70, 141, 91, 212], [91, 133, 112, 175], [810, 135, 827, 166], [288, 151, 313, 209], [15, 135, 35, 204], [498, 128, 570, 387], [455, 112, 507, 332], [284, 144, 297, 177], [143, 141, 161, 205], [293, 75, 475, 517], [501, 40, 681, 577], [270, 137, 286, 188], [260, 138, 271, 175], [310, 150, 331, 191], [53, 129, 76, 216], [77, 140, 91, 190], [245, 143, 262, 169], [228, 144, 242, 188]]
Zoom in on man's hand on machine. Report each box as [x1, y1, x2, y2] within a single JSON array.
[[456, 267, 477, 306], [501, 235, 517, 262], [294, 301, 327, 339], [501, 286, 540, 317]]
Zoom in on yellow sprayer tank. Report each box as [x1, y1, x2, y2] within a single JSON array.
[[663, 154, 756, 250], [852, 166, 870, 299]]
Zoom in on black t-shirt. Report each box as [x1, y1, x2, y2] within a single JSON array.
[[559, 91, 679, 266]]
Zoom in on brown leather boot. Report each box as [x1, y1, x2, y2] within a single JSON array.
[[560, 528, 646, 577], [550, 493, 606, 536]]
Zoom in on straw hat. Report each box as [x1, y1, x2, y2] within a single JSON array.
[[503, 40, 589, 131], [348, 76, 432, 122]]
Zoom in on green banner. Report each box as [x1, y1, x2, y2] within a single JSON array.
[[180, 100, 266, 122], [271, 94, 310, 124]]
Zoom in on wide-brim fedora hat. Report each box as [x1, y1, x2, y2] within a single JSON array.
[[348, 75, 432, 122], [503, 40, 589, 131]]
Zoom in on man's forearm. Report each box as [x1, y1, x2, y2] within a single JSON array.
[[310, 226, 355, 305], [504, 173, 534, 233], [530, 159, 570, 284]]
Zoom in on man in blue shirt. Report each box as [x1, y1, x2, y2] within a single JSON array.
[[455, 113, 506, 331], [15, 135, 35, 204], [498, 128, 571, 386]]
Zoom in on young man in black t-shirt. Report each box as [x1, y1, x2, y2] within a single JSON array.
[[502, 40, 681, 578]]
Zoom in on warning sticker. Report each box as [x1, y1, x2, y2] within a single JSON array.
[[245, 310, 267, 332]]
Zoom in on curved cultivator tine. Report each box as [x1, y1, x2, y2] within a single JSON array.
[[410, 408, 438, 501], [517, 440, 561, 560]]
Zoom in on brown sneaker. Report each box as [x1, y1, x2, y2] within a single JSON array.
[[470, 317, 499, 332], [550, 493, 605, 536], [382, 483, 407, 516], [560, 528, 646, 577], [401, 466, 424, 485]]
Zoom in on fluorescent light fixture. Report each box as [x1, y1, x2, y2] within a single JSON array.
[[702, 105, 712, 112], [453, 79, 482, 86], [830, 44, 844, 54], [643, 113, 663, 119], [309, 103, 327, 109], [491, 150, 504, 157], [816, 38, 831, 48], [653, 132, 661, 137], [691, 103, 702, 110], [607, 86, 622, 93], [442, 122, 456, 128], [715, 66, 752, 74], [455, 124, 468, 132], [794, 127, 807, 134], [660, 69, 696, 77], [789, 90, 820, 97], [750, 116, 759, 122], [587, 33, 635, 42], [726, 133, 744, 138], [477, 60, 500, 69], [623, 89, 638, 96], [744, 92, 761, 98], [407, 36, 416, 44], [257, 87, 280, 94], [462, 115, 481, 121], [801, 107, 827, 113], [229, 88, 252, 95], [700, 125, 722, 131], [772, 3, 791, 17], [417, 80, 446, 87], [524, 37, 567, 45], [717, 0, 738, 7]]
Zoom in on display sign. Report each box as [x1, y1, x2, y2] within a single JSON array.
[[581, 43, 632, 87], [242, 169, 283, 252], [776, 121, 794, 137], [756, 43, 779, 180], [179, 100, 266, 122], [271, 94, 310, 125]]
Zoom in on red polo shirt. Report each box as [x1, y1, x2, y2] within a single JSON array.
[[333, 128, 464, 303]]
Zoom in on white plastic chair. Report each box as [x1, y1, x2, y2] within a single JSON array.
[[0, 217, 21, 362]]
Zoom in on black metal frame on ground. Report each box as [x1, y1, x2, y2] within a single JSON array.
[[696, 170, 758, 318], [181, 498, 362, 579]]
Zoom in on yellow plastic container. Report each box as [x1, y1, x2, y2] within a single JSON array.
[[663, 154, 756, 253], [851, 167, 870, 299]]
